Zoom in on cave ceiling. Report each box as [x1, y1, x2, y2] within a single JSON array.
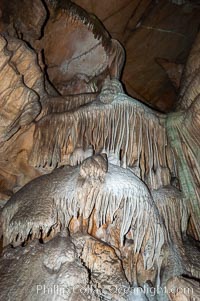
[[0, 0, 200, 111], [73, 0, 200, 111]]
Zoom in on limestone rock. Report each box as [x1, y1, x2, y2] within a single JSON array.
[[0, 35, 41, 143]]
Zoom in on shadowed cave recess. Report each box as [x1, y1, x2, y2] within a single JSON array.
[[0, 0, 200, 300]]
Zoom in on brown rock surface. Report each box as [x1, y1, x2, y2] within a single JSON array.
[[0, 34, 44, 200], [0, 0, 47, 43], [0, 35, 41, 143], [38, 1, 125, 96]]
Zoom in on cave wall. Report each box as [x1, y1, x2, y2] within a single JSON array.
[[0, 1, 200, 300]]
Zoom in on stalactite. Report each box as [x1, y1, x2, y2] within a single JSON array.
[[1, 156, 164, 270], [153, 186, 188, 242], [31, 92, 176, 190], [41, 93, 98, 116], [47, 0, 112, 52]]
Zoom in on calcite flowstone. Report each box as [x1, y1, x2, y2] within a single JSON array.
[[0, 233, 132, 301]]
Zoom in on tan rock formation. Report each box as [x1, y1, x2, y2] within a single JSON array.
[[0, 35, 41, 143], [0, 1, 199, 301]]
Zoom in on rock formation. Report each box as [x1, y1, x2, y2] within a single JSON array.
[[0, 1, 200, 301]]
